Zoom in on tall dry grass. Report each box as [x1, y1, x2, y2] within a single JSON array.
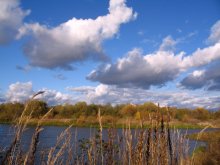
[[1, 91, 45, 165]]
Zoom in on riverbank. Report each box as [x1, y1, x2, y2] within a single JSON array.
[[187, 130, 220, 164], [1, 118, 219, 129], [187, 130, 220, 141]]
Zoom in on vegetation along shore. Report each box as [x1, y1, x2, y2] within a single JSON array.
[[0, 100, 219, 128]]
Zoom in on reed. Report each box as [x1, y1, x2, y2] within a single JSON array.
[[1, 91, 45, 165], [191, 124, 213, 164], [24, 107, 54, 165]]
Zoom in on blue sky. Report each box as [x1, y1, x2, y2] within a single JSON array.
[[0, 0, 220, 109]]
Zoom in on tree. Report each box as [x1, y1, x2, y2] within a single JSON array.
[[193, 107, 210, 121], [119, 104, 137, 117], [141, 102, 158, 112], [25, 100, 48, 118], [0, 102, 24, 121]]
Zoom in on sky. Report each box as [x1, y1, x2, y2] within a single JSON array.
[[0, 0, 220, 110]]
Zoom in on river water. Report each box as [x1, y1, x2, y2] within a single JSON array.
[[0, 124, 218, 163]]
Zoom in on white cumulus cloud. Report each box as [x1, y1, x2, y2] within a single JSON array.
[[207, 20, 220, 44], [180, 61, 220, 90], [0, 0, 30, 44], [5, 82, 73, 105], [36, 89, 73, 105], [159, 35, 177, 51], [181, 42, 220, 69], [68, 84, 220, 110], [6, 81, 33, 102], [18, 0, 137, 70], [87, 48, 184, 89], [3, 82, 220, 109]]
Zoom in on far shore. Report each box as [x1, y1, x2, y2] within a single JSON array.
[[1, 118, 219, 129]]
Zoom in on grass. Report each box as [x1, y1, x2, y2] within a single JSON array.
[[186, 129, 220, 165], [0, 118, 207, 129], [189, 131, 220, 165], [187, 131, 220, 142]]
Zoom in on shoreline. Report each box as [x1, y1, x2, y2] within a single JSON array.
[[0, 119, 218, 129]]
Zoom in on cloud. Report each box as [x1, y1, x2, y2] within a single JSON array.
[[0, 89, 6, 103], [180, 61, 220, 91], [69, 84, 154, 104], [16, 65, 31, 72], [36, 89, 73, 105], [68, 84, 220, 110], [179, 70, 206, 90], [177, 28, 182, 33], [138, 30, 144, 36], [3, 82, 220, 109], [71, 84, 114, 103], [159, 35, 177, 51], [207, 20, 220, 44], [68, 86, 95, 94], [6, 81, 34, 102], [54, 74, 67, 80], [87, 20, 220, 89], [5, 82, 73, 105], [0, 97, 5, 103], [87, 48, 184, 89], [180, 42, 220, 69], [18, 0, 137, 70], [0, 0, 30, 44]]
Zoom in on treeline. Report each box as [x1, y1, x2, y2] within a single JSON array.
[[0, 100, 219, 124]]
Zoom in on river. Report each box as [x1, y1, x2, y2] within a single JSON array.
[[0, 124, 218, 163]]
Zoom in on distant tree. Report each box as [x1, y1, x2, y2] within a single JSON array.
[[101, 104, 118, 116], [193, 107, 210, 121], [119, 104, 137, 117], [142, 102, 158, 112], [25, 100, 48, 118], [135, 111, 141, 120], [75, 102, 87, 111], [213, 109, 220, 119], [53, 104, 76, 118], [86, 104, 98, 116], [0, 102, 24, 121]]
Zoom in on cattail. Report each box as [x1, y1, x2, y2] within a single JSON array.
[[166, 107, 173, 165], [146, 114, 152, 164], [98, 108, 104, 165], [24, 107, 54, 165]]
